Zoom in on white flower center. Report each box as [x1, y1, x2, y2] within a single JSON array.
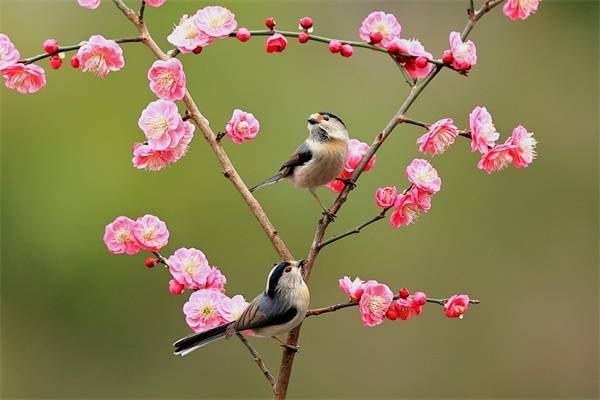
[[85, 53, 108, 76], [367, 296, 387, 314], [236, 120, 249, 134], [415, 168, 436, 184], [157, 71, 175, 90], [199, 303, 216, 319], [142, 227, 157, 242], [518, 134, 537, 156], [455, 43, 470, 58], [183, 258, 198, 275], [148, 116, 169, 139], [433, 129, 455, 153], [115, 228, 131, 244]]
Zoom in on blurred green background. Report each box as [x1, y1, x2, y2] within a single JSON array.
[[1, 0, 598, 398]]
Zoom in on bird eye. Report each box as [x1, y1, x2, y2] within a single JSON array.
[[284, 266, 292, 273], [323, 115, 330, 121]]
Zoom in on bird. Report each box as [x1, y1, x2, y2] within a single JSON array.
[[249, 112, 350, 217], [173, 259, 310, 356]]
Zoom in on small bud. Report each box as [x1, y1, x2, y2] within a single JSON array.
[[168, 279, 185, 295], [70, 55, 80, 69], [386, 305, 399, 320], [144, 257, 157, 268], [387, 42, 401, 55], [49, 55, 62, 70], [328, 40, 342, 54], [415, 56, 429, 68], [340, 44, 353, 57], [298, 32, 309, 44], [413, 291, 427, 306], [299, 16, 313, 30], [43, 39, 59, 54], [236, 28, 251, 42], [369, 32, 383, 45], [442, 50, 454, 64], [399, 287, 410, 299], [264, 17, 276, 30], [192, 46, 203, 55]]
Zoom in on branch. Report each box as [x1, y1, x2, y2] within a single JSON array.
[[236, 333, 276, 387], [318, 208, 390, 249], [139, 0, 146, 22], [274, 1, 504, 398]]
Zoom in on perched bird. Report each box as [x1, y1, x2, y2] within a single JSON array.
[[249, 112, 350, 216], [173, 260, 309, 356]]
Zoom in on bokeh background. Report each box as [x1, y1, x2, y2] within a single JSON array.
[[1, 0, 598, 398]]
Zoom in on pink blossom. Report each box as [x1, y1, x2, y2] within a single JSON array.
[[168, 279, 185, 295], [449, 31, 477, 71], [206, 267, 227, 292], [145, 0, 166, 6], [132, 144, 171, 172], [168, 248, 211, 290], [225, 109, 260, 144], [477, 142, 515, 174], [78, 0, 101, 9], [417, 118, 458, 156], [359, 11, 401, 47], [326, 170, 351, 193], [392, 296, 424, 320], [358, 280, 394, 327], [390, 38, 433, 80], [390, 193, 420, 227], [147, 58, 186, 101], [508, 125, 537, 168], [469, 106, 499, 153], [0, 34, 20, 70], [220, 294, 249, 322], [266, 33, 288, 53], [183, 289, 228, 332], [103, 216, 141, 255], [195, 6, 237, 38], [406, 158, 441, 193], [164, 120, 195, 162], [338, 276, 365, 301], [167, 14, 214, 54], [503, 0, 540, 20], [1, 63, 46, 94], [77, 35, 124, 78], [408, 186, 432, 212], [375, 186, 398, 209], [138, 100, 184, 150], [345, 139, 376, 173], [444, 294, 470, 318], [133, 214, 169, 252]]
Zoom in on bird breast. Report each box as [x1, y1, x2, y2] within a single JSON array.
[[293, 139, 348, 189]]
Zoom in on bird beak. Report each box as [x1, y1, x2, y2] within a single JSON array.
[[296, 259, 306, 269], [307, 113, 320, 125], [307, 117, 317, 125]]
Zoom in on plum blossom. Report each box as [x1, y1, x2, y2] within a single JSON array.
[[375, 186, 398, 209], [147, 58, 186, 101], [408, 186, 432, 212], [477, 142, 515, 174], [133, 214, 169, 252], [390, 192, 420, 227], [359, 11, 401, 47], [77, 35, 124, 78], [469, 106, 499, 153], [168, 248, 212, 290], [168, 14, 213, 54], [266, 33, 287, 53], [406, 158, 441, 193], [168, 279, 185, 295], [503, 0, 540, 20], [225, 109, 260, 144], [338, 276, 365, 301], [444, 294, 470, 318], [220, 294, 249, 322], [145, 0, 167, 6], [184, 289, 228, 332], [390, 38, 433, 80], [326, 170, 351, 193], [417, 118, 458, 156], [103, 216, 141, 255], [1, 63, 46, 94], [195, 6, 237, 38], [78, 0, 101, 9], [0, 34, 20, 70], [508, 125, 537, 168], [327, 139, 376, 193], [138, 100, 184, 150], [359, 280, 394, 327], [449, 31, 477, 71], [392, 291, 427, 320], [132, 121, 194, 172]]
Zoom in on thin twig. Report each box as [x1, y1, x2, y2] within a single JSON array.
[[318, 208, 390, 249], [399, 117, 431, 129], [236, 333, 276, 387], [139, 0, 146, 21]]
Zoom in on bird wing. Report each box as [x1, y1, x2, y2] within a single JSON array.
[[233, 293, 298, 332], [278, 141, 313, 177]]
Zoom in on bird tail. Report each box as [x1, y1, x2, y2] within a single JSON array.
[[249, 173, 285, 193], [173, 321, 234, 356]]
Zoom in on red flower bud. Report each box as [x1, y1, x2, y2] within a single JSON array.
[[387, 42, 401, 55], [299, 16, 313, 30], [328, 40, 342, 54], [415, 56, 429, 68], [442, 50, 454, 64], [265, 17, 276, 30], [399, 287, 410, 299], [70, 56, 80, 68], [168, 279, 185, 295], [236, 28, 251, 42], [192, 46, 203, 54], [144, 257, 158, 268], [49, 55, 62, 70], [298, 32, 309, 44], [369, 32, 383, 45], [340, 44, 353, 57], [43, 39, 59, 54]]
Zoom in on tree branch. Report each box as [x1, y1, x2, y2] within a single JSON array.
[[318, 208, 391, 249], [236, 333, 276, 387]]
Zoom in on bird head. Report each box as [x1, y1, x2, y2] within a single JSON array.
[[307, 112, 349, 142], [265, 260, 306, 297]]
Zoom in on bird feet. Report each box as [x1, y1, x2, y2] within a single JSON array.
[[272, 336, 300, 352], [336, 177, 356, 189]]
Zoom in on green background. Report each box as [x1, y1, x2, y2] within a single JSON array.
[[1, 0, 598, 398]]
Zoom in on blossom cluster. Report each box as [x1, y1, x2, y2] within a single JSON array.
[[78, 0, 166, 9], [327, 139, 376, 192], [184, 290, 249, 333], [339, 276, 471, 325], [103, 214, 169, 255]]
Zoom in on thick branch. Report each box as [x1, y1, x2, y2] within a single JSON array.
[[236, 333, 276, 387]]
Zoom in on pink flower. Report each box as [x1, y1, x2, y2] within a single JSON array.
[[390, 38, 433, 80], [132, 144, 171, 172], [167, 14, 214, 54], [0, 34, 20, 70], [503, 0, 540, 20], [266, 33, 287, 53], [406, 158, 441, 193], [220, 294, 249, 322], [444, 294, 470, 318], [449, 31, 477, 71], [145, 0, 166, 6], [359, 11, 401, 47], [168, 279, 185, 295], [195, 6, 237, 38], [358, 280, 394, 327], [477, 142, 515, 174], [392, 295, 424, 320], [77, 35, 124, 78], [103, 216, 141, 255], [508, 125, 537, 168], [78, 0, 101, 9], [206, 267, 227, 292], [326, 170, 351, 193], [147, 58, 186, 101], [469, 106, 499, 153], [164, 120, 195, 162], [138, 100, 184, 150], [375, 186, 398, 209], [225, 109, 260, 144], [168, 248, 211, 290], [345, 139, 375, 173], [133, 214, 169, 252], [390, 193, 420, 227], [338, 276, 365, 301], [408, 186, 432, 212], [1, 63, 46, 94], [417, 118, 458, 156], [183, 289, 228, 332]]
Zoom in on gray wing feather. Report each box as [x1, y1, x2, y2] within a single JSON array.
[[233, 293, 297, 332]]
